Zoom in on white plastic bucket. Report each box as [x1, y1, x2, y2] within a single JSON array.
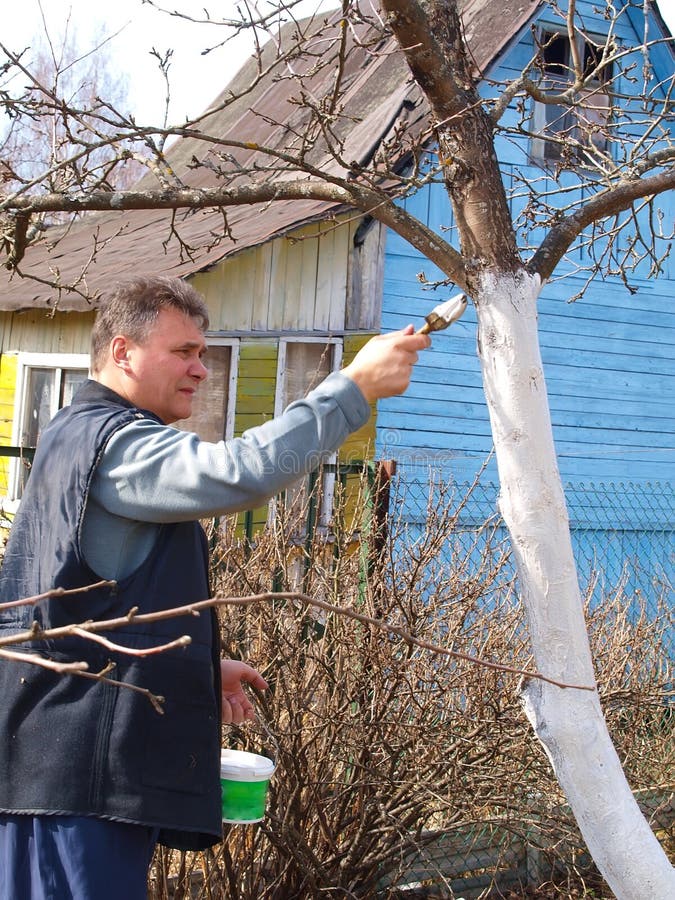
[[220, 749, 276, 824]]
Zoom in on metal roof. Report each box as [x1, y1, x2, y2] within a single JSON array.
[[0, 0, 541, 311]]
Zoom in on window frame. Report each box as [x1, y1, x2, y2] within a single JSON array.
[[273, 336, 343, 418], [173, 336, 239, 442], [530, 27, 614, 164], [215, 336, 240, 442], [9, 352, 91, 500], [273, 336, 344, 533]]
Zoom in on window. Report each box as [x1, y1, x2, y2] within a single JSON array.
[[173, 340, 238, 442], [531, 30, 613, 163], [274, 338, 343, 531], [16, 355, 90, 447], [277, 340, 340, 407], [10, 353, 90, 498]]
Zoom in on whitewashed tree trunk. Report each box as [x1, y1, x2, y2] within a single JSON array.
[[475, 269, 675, 899]]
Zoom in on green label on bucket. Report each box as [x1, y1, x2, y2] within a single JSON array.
[[221, 777, 269, 823]]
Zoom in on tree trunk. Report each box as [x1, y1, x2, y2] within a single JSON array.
[[474, 269, 675, 898]]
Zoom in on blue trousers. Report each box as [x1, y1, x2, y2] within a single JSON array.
[[0, 814, 159, 900]]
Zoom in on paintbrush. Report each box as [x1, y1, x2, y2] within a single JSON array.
[[417, 293, 468, 334]]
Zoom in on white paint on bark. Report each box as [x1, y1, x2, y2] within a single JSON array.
[[474, 269, 675, 899]]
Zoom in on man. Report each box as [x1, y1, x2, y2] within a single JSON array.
[[0, 275, 430, 899]]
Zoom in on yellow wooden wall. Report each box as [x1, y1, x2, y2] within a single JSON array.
[[191, 221, 351, 333], [0, 311, 95, 356], [190, 217, 381, 335], [339, 333, 376, 463], [234, 340, 278, 531], [234, 341, 278, 435], [0, 354, 17, 493]]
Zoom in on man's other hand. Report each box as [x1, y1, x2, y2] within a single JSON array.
[[220, 659, 268, 725]]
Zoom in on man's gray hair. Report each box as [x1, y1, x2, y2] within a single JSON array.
[[90, 276, 210, 372]]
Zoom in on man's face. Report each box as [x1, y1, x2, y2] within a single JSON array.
[[120, 307, 208, 424]]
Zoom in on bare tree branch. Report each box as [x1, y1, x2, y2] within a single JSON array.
[[1, 587, 595, 693], [529, 165, 675, 280]]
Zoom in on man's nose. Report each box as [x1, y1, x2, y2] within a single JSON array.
[[191, 357, 208, 380]]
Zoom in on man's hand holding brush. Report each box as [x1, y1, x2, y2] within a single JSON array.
[[342, 293, 468, 402]]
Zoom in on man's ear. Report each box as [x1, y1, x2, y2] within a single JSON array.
[[110, 335, 133, 372]]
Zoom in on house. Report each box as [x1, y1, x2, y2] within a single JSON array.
[[0, 1, 672, 612]]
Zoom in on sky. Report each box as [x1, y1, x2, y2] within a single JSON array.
[[3, 0, 335, 123], [3, 0, 675, 124]]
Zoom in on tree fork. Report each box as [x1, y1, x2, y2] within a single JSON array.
[[381, 0, 521, 271]]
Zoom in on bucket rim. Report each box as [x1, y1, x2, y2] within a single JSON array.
[[220, 748, 276, 779]]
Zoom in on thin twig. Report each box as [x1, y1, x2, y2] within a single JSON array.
[[209, 592, 597, 692], [0, 579, 116, 611], [70, 627, 192, 656], [0, 646, 88, 673]]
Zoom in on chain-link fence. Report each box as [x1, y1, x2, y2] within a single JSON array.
[[388, 465, 674, 655]]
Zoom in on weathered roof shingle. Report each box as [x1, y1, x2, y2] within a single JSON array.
[[0, 0, 541, 310]]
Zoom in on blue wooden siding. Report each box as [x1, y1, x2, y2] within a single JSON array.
[[376, 1, 674, 622]]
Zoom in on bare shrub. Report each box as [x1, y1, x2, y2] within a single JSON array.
[[148, 472, 672, 899]]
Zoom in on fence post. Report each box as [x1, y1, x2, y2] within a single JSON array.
[[371, 459, 396, 563], [360, 459, 396, 605], [302, 469, 320, 592]]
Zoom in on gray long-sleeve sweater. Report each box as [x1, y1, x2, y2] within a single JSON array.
[[81, 372, 370, 580]]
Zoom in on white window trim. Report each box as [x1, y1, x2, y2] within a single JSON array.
[[9, 352, 91, 500], [204, 335, 240, 441], [273, 337, 344, 532], [530, 28, 613, 164], [11, 352, 92, 447], [274, 336, 343, 416]]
